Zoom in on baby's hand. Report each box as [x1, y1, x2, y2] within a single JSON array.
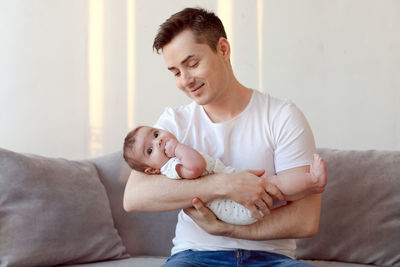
[[165, 139, 178, 157]]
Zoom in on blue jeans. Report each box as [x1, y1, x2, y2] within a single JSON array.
[[162, 249, 312, 267]]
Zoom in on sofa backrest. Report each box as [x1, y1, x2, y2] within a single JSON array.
[[93, 149, 400, 266], [296, 148, 400, 266], [0, 148, 129, 266], [90, 152, 178, 257]]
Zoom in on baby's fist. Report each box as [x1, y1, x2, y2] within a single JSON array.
[[165, 139, 178, 157]]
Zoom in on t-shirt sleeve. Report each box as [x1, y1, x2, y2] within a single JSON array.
[[154, 105, 190, 143], [154, 106, 180, 137], [271, 101, 316, 173]]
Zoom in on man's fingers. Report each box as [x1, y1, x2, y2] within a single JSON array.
[[184, 198, 204, 217], [260, 192, 273, 209], [185, 198, 221, 225], [246, 205, 263, 220], [265, 183, 284, 201], [250, 183, 283, 220], [191, 197, 213, 217], [254, 199, 270, 216], [192, 197, 204, 210], [183, 207, 195, 217], [246, 169, 265, 177]]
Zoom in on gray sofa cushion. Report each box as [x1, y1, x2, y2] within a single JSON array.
[[296, 148, 400, 266], [89, 152, 178, 257], [0, 148, 128, 267], [64, 257, 167, 267]]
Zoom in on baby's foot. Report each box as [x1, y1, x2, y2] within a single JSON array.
[[310, 154, 327, 190]]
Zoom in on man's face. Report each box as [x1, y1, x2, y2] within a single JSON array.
[[162, 30, 229, 106], [132, 126, 176, 171]]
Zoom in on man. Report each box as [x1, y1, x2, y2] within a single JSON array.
[[124, 7, 323, 266]]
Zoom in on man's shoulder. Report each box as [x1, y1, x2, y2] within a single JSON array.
[[252, 90, 295, 113], [156, 101, 198, 130], [164, 101, 197, 114]]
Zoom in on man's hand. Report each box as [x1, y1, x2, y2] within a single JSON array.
[[222, 170, 284, 220], [184, 198, 231, 236], [165, 139, 178, 157], [186, 194, 321, 241]]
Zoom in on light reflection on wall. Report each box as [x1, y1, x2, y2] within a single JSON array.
[[126, 0, 135, 131], [88, 0, 104, 157], [257, 0, 263, 92]]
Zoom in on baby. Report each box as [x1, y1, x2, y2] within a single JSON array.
[[123, 126, 327, 225]]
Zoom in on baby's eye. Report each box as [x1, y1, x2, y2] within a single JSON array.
[[154, 131, 159, 138], [147, 147, 153, 155]]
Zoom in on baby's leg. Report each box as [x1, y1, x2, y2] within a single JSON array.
[[265, 154, 327, 201], [310, 154, 327, 189]]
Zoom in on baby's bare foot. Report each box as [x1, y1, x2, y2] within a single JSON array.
[[310, 154, 327, 189]]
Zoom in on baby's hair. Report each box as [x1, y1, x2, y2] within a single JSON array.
[[123, 126, 147, 172]]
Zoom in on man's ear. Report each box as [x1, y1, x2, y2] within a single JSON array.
[[217, 37, 231, 61], [144, 168, 161, 175]]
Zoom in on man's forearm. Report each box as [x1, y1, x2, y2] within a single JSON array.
[[124, 168, 280, 218], [123, 170, 225, 212], [224, 194, 321, 240]]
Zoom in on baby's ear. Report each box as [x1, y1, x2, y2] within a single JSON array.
[[144, 168, 161, 175]]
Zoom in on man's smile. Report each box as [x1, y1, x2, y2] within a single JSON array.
[[190, 82, 205, 94]]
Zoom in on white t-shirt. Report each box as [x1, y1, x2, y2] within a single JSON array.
[[154, 89, 316, 258]]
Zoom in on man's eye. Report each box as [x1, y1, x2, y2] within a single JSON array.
[[174, 72, 180, 77], [154, 131, 159, 138], [189, 62, 198, 68], [147, 147, 153, 155]]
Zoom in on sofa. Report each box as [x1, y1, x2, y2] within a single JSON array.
[[0, 147, 399, 267]]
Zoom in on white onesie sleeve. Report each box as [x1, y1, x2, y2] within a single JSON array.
[[160, 157, 182, 180]]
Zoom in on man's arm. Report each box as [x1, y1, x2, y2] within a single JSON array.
[[184, 165, 322, 239], [123, 170, 218, 212], [123, 169, 282, 219]]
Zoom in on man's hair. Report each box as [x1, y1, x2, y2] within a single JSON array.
[[153, 7, 227, 54], [123, 126, 147, 172]]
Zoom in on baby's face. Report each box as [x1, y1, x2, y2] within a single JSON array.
[[132, 126, 177, 170]]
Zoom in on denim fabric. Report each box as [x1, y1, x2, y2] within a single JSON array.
[[162, 249, 312, 267]]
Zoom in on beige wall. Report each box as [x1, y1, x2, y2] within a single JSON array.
[[1, 0, 399, 159]]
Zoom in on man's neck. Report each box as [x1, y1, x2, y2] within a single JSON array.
[[202, 83, 253, 123]]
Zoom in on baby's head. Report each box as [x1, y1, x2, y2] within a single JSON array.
[[123, 126, 176, 174]]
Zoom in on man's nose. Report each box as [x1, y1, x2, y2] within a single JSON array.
[[181, 72, 195, 89]]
